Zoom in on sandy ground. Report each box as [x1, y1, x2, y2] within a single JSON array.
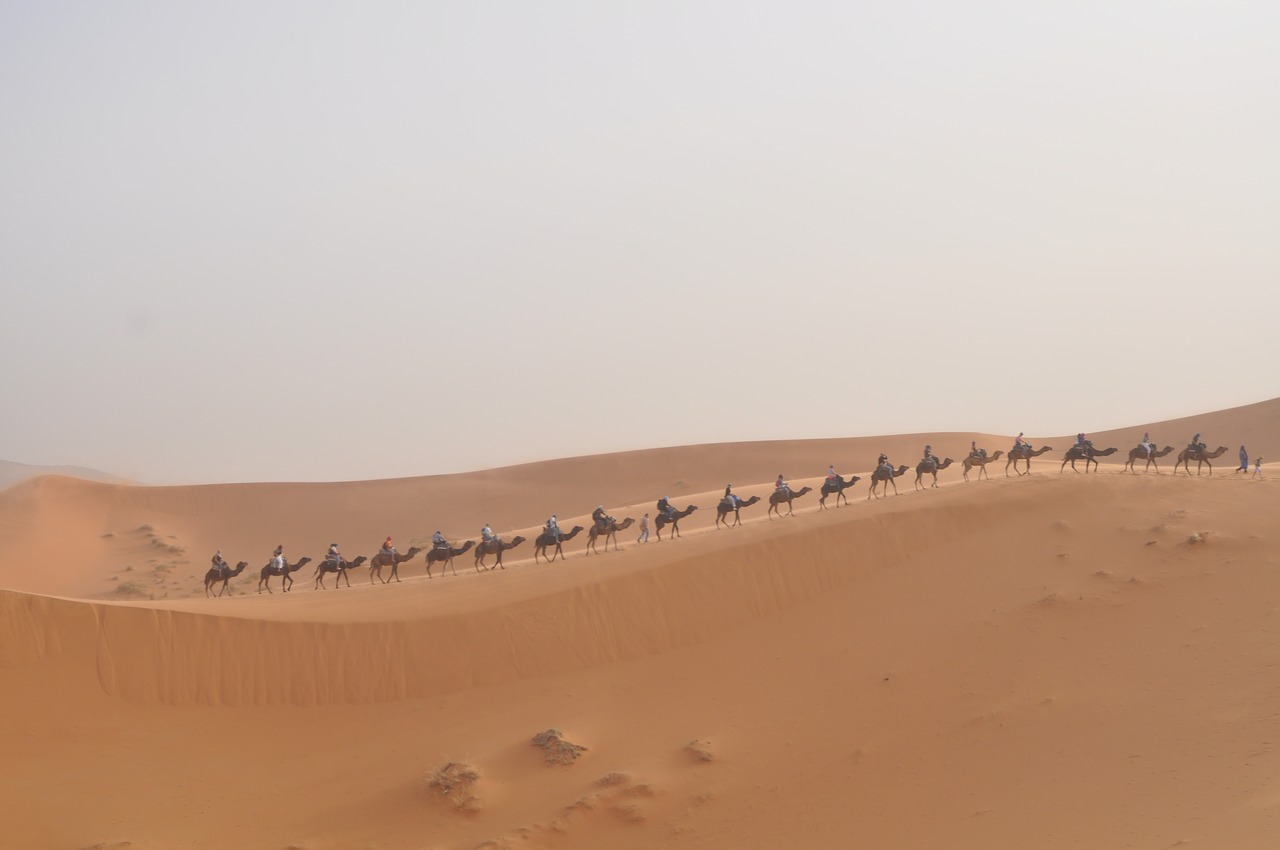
[[1, 400, 1278, 849]]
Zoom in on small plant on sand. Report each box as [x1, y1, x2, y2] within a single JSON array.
[[426, 761, 481, 811], [114, 581, 147, 597], [531, 729, 588, 765]]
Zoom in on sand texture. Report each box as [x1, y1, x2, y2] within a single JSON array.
[[2, 401, 1278, 848]]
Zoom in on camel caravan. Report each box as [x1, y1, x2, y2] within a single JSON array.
[[197, 431, 1254, 597]]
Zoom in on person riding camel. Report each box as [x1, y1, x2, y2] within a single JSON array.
[[271, 545, 285, 573], [970, 441, 985, 460], [877, 453, 889, 470], [326, 543, 343, 568], [923, 445, 938, 469], [432, 530, 449, 550], [481, 524, 495, 544], [657, 496, 676, 521], [775, 475, 791, 497], [546, 515, 562, 542], [826, 464, 838, 483], [1014, 432, 1029, 452], [1141, 432, 1153, 458], [379, 536, 396, 560], [1189, 432, 1205, 454], [211, 550, 228, 573], [592, 505, 609, 531], [724, 483, 738, 507]]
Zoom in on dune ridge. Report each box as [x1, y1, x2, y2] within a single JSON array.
[[1, 479, 1012, 706], [6, 392, 1278, 601]]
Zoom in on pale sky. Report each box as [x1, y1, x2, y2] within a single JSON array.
[[1, 1, 1277, 484]]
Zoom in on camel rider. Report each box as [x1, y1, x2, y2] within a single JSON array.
[[1141, 432, 1153, 457], [775, 475, 791, 497], [1189, 432, 1204, 453], [877, 453, 888, 470], [211, 550, 228, 572], [970, 441, 985, 459], [592, 505, 609, 530], [271, 545, 285, 573], [326, 543, 343, 567], [546, 515, 562, 542], [658, 496, 676, 520], [380, 536, 396, 559], [1014, 432, 1029, 452], [724, 483, 737, 507], [481, 525, 495, 544], [826, 464, 838, 482], [1076, 433, 1092, 454], [432, 531, 449, 550], [923, 445, 938, 469]]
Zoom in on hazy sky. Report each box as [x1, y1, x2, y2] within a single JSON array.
[[2, 1, 1277, 484]]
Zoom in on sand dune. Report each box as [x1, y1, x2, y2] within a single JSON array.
[[1, 400, 1278, 848]]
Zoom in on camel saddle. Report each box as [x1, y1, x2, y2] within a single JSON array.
[[876, 463, 893, 475]]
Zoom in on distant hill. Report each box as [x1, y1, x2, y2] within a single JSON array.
[[0, 459, 127, 491]]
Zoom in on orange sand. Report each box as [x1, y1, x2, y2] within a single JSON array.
[[1, 399, 1278, 849]]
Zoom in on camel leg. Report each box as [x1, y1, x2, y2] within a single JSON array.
[[448, 557, 457, 576]]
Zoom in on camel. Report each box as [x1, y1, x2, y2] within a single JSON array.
[[715, 495, 761, 528], [1123, 445, 1175, 474], [655, 505, 698, 540], [914, 458, 953, 490], [768, 485, 813, 518], [204, 561, 248, 597], [586, 517, 635, 553], [1173, 445, 1229, 476], [257, 556, 312, 594], [961, 450, 1004, 482], [1005, 445, 1053, 477], [867, 465, 909, 499], [818, 476, 862, 510], [312, 555, 368, 589], [368, 546, 423, 584], [474, 536, 526, 571], [425, 540, 474, 578], [534, 525, 583, 563], [1060, 445, 1118, 473]]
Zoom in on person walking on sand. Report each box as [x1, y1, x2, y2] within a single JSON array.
[[1254, 457, 1264, 479], [638, 513, 650, 544], [1237, 445, 1249, 474]]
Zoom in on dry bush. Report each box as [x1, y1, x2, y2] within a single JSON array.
[[426, 761, 481, 811], [531, 729, 588, 765]]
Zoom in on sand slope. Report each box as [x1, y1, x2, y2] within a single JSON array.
[[1, 400, 1279, 849]]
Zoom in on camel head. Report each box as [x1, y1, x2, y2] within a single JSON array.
[[348, 556, 368, 567], [459, 540, 476, 552]]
